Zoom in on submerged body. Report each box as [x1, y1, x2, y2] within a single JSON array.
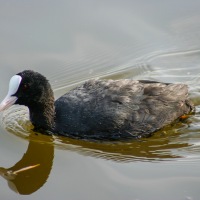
[[0, 70, 194, 140]]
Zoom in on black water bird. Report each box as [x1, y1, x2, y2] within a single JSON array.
[[0, 70, 194, 140]]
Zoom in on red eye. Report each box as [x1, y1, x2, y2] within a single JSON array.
[[23, 84, 29, 91]]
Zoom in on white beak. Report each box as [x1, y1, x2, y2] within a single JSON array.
[[0, 75, 22, 112], [0, 95, 18, 111]]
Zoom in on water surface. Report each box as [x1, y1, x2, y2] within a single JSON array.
[[0, 0, 200, 199]]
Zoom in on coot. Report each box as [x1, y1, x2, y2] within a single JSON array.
[[0, 70, 194, 140]]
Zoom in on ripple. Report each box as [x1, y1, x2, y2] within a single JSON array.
[[0, 106, 31, 138]]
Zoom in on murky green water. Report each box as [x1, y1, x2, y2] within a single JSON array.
[[0, 0, 200, 199]]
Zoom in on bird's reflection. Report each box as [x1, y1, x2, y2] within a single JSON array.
[[0, 119, 194, 195], [56, 129, 190, 162], [0, 135, 54, 195]]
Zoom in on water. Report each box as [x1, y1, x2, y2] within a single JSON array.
[[0, 0, 200, 199]]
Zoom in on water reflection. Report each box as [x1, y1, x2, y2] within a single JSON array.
[[0, 136, 54, 195], [0, 125, 194, 195], [55, 123, 191, 162]]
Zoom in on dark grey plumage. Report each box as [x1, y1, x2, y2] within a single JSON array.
[[54, 79, 194, 140]]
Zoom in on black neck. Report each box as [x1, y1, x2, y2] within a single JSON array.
[[29, 102, 55, 133]]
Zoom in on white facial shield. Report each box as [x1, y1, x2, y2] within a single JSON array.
[[0, 75, 22, 111]]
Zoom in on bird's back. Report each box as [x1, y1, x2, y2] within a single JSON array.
[[54, 79, 194, 140]]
